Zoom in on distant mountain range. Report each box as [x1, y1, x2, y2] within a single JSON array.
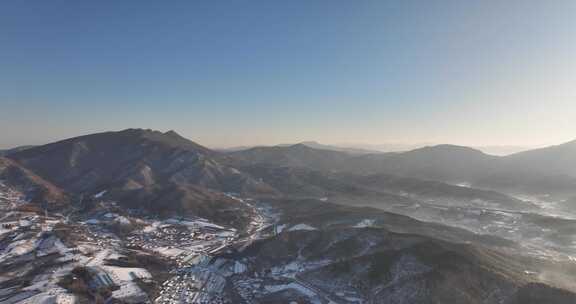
[[230, 140, 576, 201], [3, 128, 576, 226], [225, 143, 357, 172], [216, 141, 381, 154], [3, 128, 576, 302], [277, 141, 381, 154], [5, 129, 576, 223], [217, 141, 534, 156]]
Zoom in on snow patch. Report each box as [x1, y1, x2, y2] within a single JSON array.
[[94, 190, 107, 198], [288, 224, 317, 232], [354, 219, 376, 228]]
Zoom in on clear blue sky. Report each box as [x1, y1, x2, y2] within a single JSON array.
[[2, 1, 576, 148]]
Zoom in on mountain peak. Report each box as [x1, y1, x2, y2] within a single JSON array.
[[119, 128, 163, 135], [164, 130, 181, 137], [413, 144, 486, 155], [111, 128, 211, 154], [120, 128, 153, 133], [288, 143, 313, 150], [279, 141, 381, 154]]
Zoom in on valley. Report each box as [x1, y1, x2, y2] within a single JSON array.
[[1, 129, 576, 303]]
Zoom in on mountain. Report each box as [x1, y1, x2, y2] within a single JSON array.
[[345, 142, 576, 200], [361, 141, 576, 200], [225, 140, 576, 200], [218, 141, 381, 154], [0, 156, 67, 207], [331, 142, 434, 153], [502, 140, 576, 176], [226, 143, 356, 172], [8, 129, 274, 227], [279, 141, 381, 154], [229, 144, 499, 182], [468, 140, 576, 199], [7, 133, 576, 203], [344, 144, 499, 181]]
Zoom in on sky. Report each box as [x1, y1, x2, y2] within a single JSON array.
[[1, 1, 576, 149]]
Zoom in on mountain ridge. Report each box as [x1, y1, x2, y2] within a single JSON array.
[[0, 156, 68, 207], [7, 128, 274, 227]]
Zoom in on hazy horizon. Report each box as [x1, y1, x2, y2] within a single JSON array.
[[3, 1, 576, 149], [0, 127, 549, 156], [0, 126, 559, 155]]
